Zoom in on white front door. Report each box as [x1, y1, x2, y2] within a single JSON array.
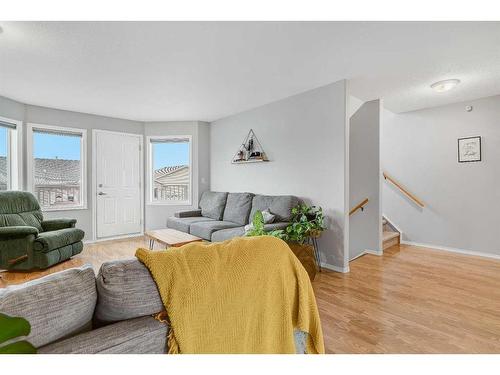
[[95, 131, 142, 238]]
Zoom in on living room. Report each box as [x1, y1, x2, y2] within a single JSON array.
[[2, 2, 500, 372]]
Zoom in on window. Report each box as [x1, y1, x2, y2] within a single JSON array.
[[28, 124, 87, 211], [147, 136, 191, 205], [0, 117, 21, 190]]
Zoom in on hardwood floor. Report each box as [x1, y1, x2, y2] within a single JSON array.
[[315, 244, 500, 353], [2, 238, 500, 353], [0, 236, 152, 287]]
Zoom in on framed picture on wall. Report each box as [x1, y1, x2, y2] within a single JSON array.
[[458, 136, 482, 163]]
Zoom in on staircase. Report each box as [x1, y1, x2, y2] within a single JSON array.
[[382, 217, 401, 250]]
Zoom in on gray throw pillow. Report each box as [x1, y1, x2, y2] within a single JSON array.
[[262, 209, 276, 224]]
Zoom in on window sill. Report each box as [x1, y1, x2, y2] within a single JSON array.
[[146, 201, 192, 207], [41, 205, 88, 212]]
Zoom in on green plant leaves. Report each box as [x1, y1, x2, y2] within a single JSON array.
[[253, 211, 264, 232], [246, 205, 325, 244], [285, 204, 326, 244], [0, 313, 31, 345], [245, 211, 266, 237], [0, 313, 36, 354], [0, 340, 36, 354]]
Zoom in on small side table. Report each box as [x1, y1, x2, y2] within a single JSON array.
[[145, 229, 203, 250], [309, 236, 322, 272]]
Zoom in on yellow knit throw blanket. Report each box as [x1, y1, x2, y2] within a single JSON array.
[[135, 236, 325, 354]]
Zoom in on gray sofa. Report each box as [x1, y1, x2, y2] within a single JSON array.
[[0, 258, 306, 354], [0, 261, 168, 354], [167, 191, 299, 242]]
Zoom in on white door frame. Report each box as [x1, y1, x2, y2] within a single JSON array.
[[91, 129, 144, 242]]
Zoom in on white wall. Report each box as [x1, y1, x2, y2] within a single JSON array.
[[24, 105, 144, 240], [348, 95, 364, 118], [0, 95, 25, 122], [1, 94, 212, 239], [349, 100, 381, 260], [144, 121, 210, 231], [0, 95, 145, 240], [210, 80, 349, 270], [382, 94, 500, 256]]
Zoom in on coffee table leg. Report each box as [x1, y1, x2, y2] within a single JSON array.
[[149, 239, 155, 250]]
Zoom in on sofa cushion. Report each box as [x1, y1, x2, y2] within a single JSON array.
[[33, 227, 85, 252], [211, 226, 246, 242], [189, 220, 241, 240], [211, 222, 289, 242], [0, 265, 96, 348], [250, 195, 299, 222], [167, 216, 215, 233], [264, 222, 289, 231], [39, 316, 168, 354], [199, 191, 228, 220], [95, 258, 163, 323], [223, 192, 254, 225]]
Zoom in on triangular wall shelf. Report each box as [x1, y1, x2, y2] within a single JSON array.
[[231, 129, 269, 164]]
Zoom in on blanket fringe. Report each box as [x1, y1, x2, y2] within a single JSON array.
[[167, 328, 180, 354], [153, 311, 180, 354]]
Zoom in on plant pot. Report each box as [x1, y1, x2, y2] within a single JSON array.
[[308, 230, 322, 239], [286, 242, 317, 281]]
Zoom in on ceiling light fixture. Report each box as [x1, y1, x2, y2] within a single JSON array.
[[430, 79, 461, 93]]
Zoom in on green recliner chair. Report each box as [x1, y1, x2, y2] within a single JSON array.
[[0, 191, 85, 271]]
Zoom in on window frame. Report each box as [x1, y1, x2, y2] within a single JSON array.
[[0, 116, 22, 191], [27, 122, 88, 211], [146, 135, 192, 206]]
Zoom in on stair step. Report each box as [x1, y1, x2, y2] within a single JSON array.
[[383, 231, 400, 250], [383, 231, 399, 241]]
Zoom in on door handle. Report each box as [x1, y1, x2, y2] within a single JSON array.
[[98, 192, 107, 196]]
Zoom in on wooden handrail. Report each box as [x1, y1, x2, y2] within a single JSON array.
[[349, 198, 369, 216], [383, 172, 425, 208]]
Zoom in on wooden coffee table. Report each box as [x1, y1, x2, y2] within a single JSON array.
[[145, 228, 203, 249]]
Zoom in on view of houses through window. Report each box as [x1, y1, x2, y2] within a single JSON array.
[[32, 128, 84, 210], [151, 137, 190, 203], [0, 126, 9, 191], [0, 119, 19, 191]]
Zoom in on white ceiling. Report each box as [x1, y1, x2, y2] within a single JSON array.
[[1, 22, 500, 122]]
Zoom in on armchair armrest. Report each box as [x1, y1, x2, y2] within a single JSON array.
[[174, 209, 202, 218], [0, 226, 39, 240], [41, 218, 77, 231]]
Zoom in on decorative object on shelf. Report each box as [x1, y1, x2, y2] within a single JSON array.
[[231, 129, 269, 164], [458, 136, 481, 163], [246, 204, 326, 274]]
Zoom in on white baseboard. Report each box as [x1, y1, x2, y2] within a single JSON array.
[[349, 249, 383, 262], [365, 249, 383, 256], [401, 240, 500, 261], [84, 232, 143, 245], [321, 262, 349, 273]]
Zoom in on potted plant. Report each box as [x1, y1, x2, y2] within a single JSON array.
[[285, 205, 325, 244], [284, 205, 325, 277], [246, 204, 326, 279]]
